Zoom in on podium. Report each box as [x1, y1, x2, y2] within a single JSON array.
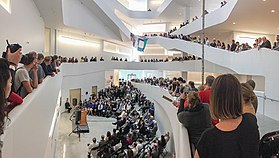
[[80, 109, 88, 125]]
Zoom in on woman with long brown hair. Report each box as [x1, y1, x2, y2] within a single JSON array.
[[0, 58, 12, 157]]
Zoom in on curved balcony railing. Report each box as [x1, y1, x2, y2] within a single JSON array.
[[171, 0, 238, 36]]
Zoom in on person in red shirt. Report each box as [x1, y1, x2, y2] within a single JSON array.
[[198, 75, 219, 125]]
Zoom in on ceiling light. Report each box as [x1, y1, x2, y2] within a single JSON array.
[[262, 0, 266, 1], [233, 22, 236, 25], [271, 10, 275, 13]]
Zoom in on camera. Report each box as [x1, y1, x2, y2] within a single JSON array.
[[2, 40, 22, 58]]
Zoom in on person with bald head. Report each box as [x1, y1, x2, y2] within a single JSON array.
[[259, 36, 271, 49]]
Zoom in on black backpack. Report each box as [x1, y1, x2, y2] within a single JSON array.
[[259, 130, 279, 158]]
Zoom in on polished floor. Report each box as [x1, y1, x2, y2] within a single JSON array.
[[55, 111, 279, 158], [257, 113, 279, 137], [56, 112, 116, 158]]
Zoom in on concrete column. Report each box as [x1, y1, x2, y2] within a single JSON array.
[[113, 69, 120, 86]]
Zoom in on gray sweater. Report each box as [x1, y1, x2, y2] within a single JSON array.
[[177, 99, 212, 146]]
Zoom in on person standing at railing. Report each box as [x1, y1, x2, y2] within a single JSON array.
[[14, 52, 38, 98], [177, 91, 212, 155], [0, 58, 13, 157], [2, 46, 23, 113], [198, 75, 219, 125], [195, 74, 259, 158], [241, 83, 256, 115], [246, 80, 258, 113]]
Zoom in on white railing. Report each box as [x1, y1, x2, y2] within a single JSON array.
[[133, 83, 191, 158], [171, 0, 238, 36], [2, 73, 63, 158]]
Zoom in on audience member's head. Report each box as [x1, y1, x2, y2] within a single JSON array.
[[246, 80, 256, 90], [241, 83, 255, 105], [6, 44, 23, 66], [187, 91, 201, 108], [37, 53, 45, 64], [205, 75, 215, 88], [198, 85, 205, 92], [210, 74, 242, 119], [44, 56, 52, 65], [21, 52, 37, 68], [188, 81, 195, 88]]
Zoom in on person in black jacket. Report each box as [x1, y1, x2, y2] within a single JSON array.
[[41, 56, 55, 77], [177, 92, 212, 148]]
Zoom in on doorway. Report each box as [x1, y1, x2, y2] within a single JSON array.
[[92, 86, 97, 98], [69, 88, 81, 106]]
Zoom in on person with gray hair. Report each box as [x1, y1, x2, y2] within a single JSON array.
[[246, 80, 258, 113]]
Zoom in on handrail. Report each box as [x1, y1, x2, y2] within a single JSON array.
[[257, 95, 279, 103]]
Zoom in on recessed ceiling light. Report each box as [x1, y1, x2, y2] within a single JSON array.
[[262, 0, 266, 1], [271, 10, 275, 13], [233, 22, 236, 25]]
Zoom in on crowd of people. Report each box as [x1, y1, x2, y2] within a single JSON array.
[[147, 32, 279, 53], [140, 55, 201, 63], [166, 1, 227, 35], [60, 56, 104, 63], [65, 82, 170, 158], [132, 74, 261, 157], [111, 57, 128, 62]]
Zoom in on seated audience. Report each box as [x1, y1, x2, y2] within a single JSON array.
[[195, 74, 260, 158]]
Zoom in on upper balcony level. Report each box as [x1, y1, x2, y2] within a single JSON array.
[[171, 0, 238, 36], [147, 36, 279, 121], [106, 0, 172, 19]]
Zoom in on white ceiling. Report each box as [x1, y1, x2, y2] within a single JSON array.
[[33, 0, 279, 43], [198, 0, 279, 36]]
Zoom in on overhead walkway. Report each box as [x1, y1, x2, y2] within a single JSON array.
[[171, 0, 238, 36], [148, 36, 279, 121], [104, 0, 172, 19]]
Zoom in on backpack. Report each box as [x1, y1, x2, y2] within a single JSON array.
[[259, 130, 279, 158], [15, 67, 24, 96]]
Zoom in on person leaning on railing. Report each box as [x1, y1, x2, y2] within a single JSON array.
[[177, 91, 212, 154], [0, 58, 13, 158]]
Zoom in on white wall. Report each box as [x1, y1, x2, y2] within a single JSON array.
[[0, 0, 44, 53], [62, 0, 120, 40], [61, 64, 106, 102], [56, 31, 131, 61]]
